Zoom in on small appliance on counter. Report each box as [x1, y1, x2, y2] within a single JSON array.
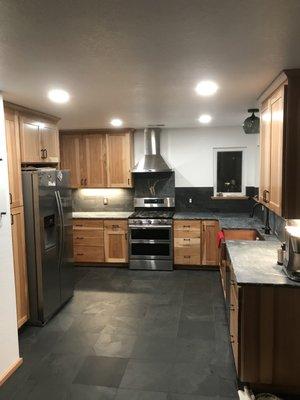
[[283, 225, 300, 281]]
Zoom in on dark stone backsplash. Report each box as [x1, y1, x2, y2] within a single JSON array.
[[134, 172, 175, 198], [175, 187, 258, 214], [72, 188, 134, 212]]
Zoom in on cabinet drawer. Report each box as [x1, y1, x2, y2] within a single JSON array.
[[174, 220, 201, 238], [73, 236, 103, 246], [73, 227, 104, 239], [73, 219, 104, 229], [174, 247, 201, 265], [104, 220, 127, 232], [174, 238, 200, 248], [74, 245, 104, 263]]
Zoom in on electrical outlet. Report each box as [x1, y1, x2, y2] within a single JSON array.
[[103, 197, 108, 205]]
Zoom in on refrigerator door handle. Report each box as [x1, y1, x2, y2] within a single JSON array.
[[55, 190, 64, 269]]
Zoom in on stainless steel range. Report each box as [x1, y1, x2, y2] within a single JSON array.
[[129, 197, 175, 271]]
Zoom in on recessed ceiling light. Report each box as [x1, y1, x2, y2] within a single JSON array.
[[110, 118, 123, 127], [198, 114, 212, 124], [48, 89, 70, 104], [195, 80, 218, 96]]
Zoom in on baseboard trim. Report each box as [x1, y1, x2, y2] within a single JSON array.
[[0, 358, 23, 386]]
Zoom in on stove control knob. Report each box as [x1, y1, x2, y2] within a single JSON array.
[[147, 219, 152, 224]]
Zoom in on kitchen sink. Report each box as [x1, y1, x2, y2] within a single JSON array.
[[223, 228, 265, 241]]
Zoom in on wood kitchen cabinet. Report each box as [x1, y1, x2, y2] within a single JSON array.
[[104, 220, 128, 263], [221, 257, 300, 394], [174, 219, 219, 267], [4, 108, 23, 208], [258, 69, 300, 218], [11, 207, 29, 328], [106, 132, 133, 187], [59, 130, 134, 189], [201, 220, 220, 266], [19, 114, 59, 164], [60, 134, 82, 187], [73, 219, 104, 263]]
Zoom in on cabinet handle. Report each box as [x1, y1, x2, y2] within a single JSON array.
[[44, 149, 48, 159], [11, 213, 14, 225], [41, 149, 45, 159], [75, 224, 83, 227], [76, 253, 84, 256], [128, 178, 130, 185], [265, 190, 270, 203], [80, 178, 84, 186], [9, 193, 12, 204], [125, 233, 128, 241], [184, 255, 191, 258], [76, 237, 84, 239], [183, 238, 190, 241], [84, 178, 87, 186], [183, 225, 190, 228]]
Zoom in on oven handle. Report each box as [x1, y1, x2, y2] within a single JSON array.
[[129, 225, 172, 229], [130, 239, 171, 244]]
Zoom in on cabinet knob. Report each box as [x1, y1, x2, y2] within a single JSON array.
[[9, 193, 12, 204], [11, 213, 14, 225]]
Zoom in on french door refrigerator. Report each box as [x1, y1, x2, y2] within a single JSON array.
[[22, 168, 74, 326]]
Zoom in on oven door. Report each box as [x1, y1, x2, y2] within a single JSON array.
[[129, 226, 172, 260]]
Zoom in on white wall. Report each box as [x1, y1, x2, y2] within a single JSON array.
[[0, 95, 20, 379], [134, 127, 259, 187]]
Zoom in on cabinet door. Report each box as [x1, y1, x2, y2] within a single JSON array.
[[269, 87, 284, 215], [60, 134, 83, 188], [259, 101, 271, 204], [104, 220, 128, 263], [201, 220, 219, 266], [82, 134, 107, 187], [230, 281, 239, 372], [40, 125, 60, 163], [5, 109, 23, 208], [11, 206, 29, 328], [106, 132, 133, 188], [19, 116, 41, 163]]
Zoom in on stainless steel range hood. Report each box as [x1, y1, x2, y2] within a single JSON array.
[[132, 128, 172, 173]]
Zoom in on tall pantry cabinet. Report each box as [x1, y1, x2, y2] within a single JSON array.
[[4, 107, 29, 328]]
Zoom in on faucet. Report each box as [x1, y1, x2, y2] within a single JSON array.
[[250, 201, 271, 234]]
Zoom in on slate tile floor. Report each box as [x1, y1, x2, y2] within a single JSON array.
[[0, 267, 238, 400]]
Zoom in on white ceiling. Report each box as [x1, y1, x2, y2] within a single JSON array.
[[1, 0, 300, 129]]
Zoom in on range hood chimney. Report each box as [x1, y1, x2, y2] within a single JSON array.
[[132, 128, 172, 173]]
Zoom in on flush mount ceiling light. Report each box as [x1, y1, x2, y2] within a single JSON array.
[[195, 80, 218, 96], [48, 89, 70, 104], [243, 108, 260, 134], [110, 118, 123, 127], [198, 114, 212, 124]]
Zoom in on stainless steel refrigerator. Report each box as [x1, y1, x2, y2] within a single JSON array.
[[22, 168, 74, 326]]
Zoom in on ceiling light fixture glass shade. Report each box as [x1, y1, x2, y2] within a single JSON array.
[[243, 108, 260, 134], [48, 89, 70, 103], [110, 118, 123, 127], [198, 114, 212, 124], [195, 80, 218, 96]]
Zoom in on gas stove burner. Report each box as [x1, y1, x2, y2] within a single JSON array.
[[130, 210, 175, 219]]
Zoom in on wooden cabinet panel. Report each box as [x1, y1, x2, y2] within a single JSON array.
[[106, 132, 133, 188], [201, 220, 219, 266], [11, 206, 29, 328], [83, 134, 107, 187], [60, 134, 82, 188], [230, 282, 239, 371], [74, 245, 104, 263], [40, 125, 59, 163], [5, 109, 23, 208], [104, 220, 128, 263], [174, 248, 201, 265], [174, 220, 201, 239], [259, 101, 271, 204], [73, 219, 104, 229], [269, 87, 284, 215], [19, 116, 41, 163]]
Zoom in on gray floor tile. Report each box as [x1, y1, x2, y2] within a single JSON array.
[[74, 355, 128, 388], [66, 384, 117, 399], [116, 388, 168, 400], [178, 320, 215, 340], [52, 331, 100, 355], [131, 336, 177, 361], [120, 360, 173, 392], [93, 332, 137, 358]]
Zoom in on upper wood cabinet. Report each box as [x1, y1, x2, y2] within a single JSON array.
[[259, 69, 300, 218], [106, 132, 133, 187], [4, 108, 23, 208], [59, 130, 134, 189], [60, 134, 82, 187], [19, 114, 59, 164]]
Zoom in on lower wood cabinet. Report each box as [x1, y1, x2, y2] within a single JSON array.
[[73, 218, 128, 264], [174, 219, 219, 266], [11, 206, 29, 328], [224, 260, 300, 393], [104, 220, 128, 263]]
